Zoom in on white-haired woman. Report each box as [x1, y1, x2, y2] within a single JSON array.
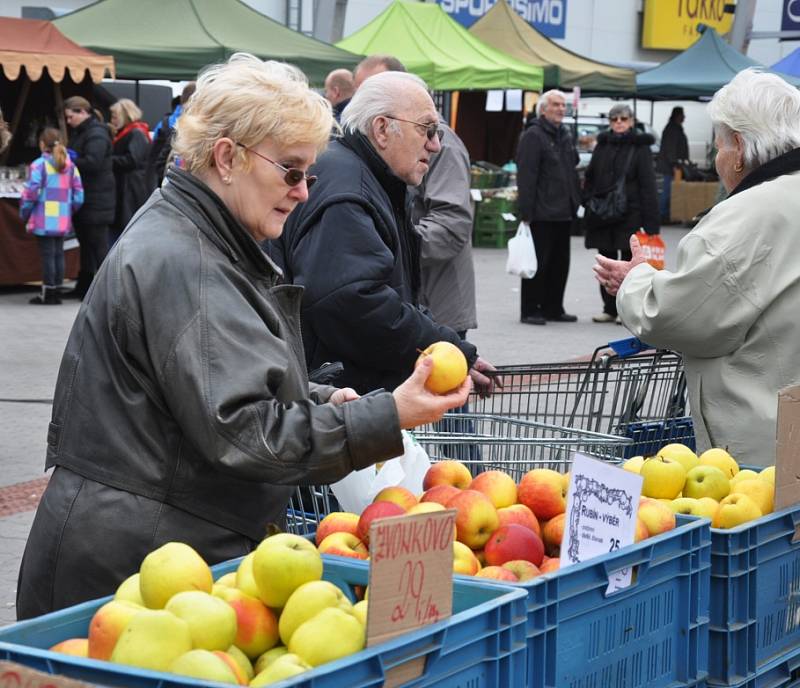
[[593, 68, 800, 467], [16, 54, 470, 619], [583, 103, 659, 323], [109, 98, 151, 244], [516, 89, 581, 324]]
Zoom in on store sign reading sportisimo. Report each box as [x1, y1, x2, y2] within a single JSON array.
[[437, 0, 566, 38]]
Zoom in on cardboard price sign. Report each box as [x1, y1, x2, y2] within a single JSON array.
[[366, 509, 455, 642], [776, 384, 800, 542], [0, 661, 94, 688]]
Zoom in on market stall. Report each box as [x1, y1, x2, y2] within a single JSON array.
[[0, 17, 114, 286], [53, 0, 361, 86]]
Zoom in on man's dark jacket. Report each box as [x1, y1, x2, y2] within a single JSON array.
[[272, 130, 477, 394], [69, 116, 115, 225], [516, 116, 580, 224]]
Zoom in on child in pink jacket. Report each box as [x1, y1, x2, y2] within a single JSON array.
[[20, 128, 84, 305]]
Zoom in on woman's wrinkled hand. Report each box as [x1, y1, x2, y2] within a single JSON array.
[[592, 233, 648, 296], [393, 356, 472, 430]]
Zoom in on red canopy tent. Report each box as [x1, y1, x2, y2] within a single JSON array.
[[0, 17, 114, 285]]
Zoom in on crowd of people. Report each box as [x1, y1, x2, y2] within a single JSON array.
[[8, 53, 800, 616]]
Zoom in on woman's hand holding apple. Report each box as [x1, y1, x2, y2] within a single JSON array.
[[392, 356, 472, 429]]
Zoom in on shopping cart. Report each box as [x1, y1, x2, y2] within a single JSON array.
[[414, 413, 632, 479], [467, 337, 694, 458]]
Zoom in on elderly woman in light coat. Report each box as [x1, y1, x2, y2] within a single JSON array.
[[594, 68, 800, 467]]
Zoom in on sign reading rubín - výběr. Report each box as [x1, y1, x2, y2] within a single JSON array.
[[562, 454, 643, 593]]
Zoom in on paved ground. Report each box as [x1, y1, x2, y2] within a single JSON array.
[[0, 226, 688, 625]]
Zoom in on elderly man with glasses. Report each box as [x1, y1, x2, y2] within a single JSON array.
[[271, 70, 496, 396]]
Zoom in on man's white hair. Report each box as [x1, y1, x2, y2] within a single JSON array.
[[707, 68, 800, 169], [537, 89, 567, 117], [341, 71, 430, 136]]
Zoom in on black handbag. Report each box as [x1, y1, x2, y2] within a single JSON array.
[[586, 147, 635, 222]]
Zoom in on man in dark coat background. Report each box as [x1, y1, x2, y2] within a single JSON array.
[[656, 106, 689, 222], [515, 89, 581, 325], [271, 71, 495, 395], [63, 96, 115, 300]]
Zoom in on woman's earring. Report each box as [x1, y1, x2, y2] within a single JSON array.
[[223, 176, 232, 185], [734, 161, 744, 173]]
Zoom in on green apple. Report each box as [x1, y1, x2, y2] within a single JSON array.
[[165, 590, 237, 651], [254, 646, 289, 675], [713, 493, 762, 529], [622, 456, 644, 473], [226, 644, 254, 681], [250, 653, 311, 686], [729, 469, 759, 488], [699, 447, 739, 479], [139, 542, 213, 609], [114, 573, 145, 606], [253, 534, 323, 608], [669, 496, 719, 520], [656, 443, 699, 474], [288, 607, 365, 667], [169, 649, 239, 684], [640, 456, 686, 499], [110, 609, 192, 672], [352, 600, 368, 626], [235, 552, 262, 600], [683, 465, 730, 501], [278, 580, 353, 646]]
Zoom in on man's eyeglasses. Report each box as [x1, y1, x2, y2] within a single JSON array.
[[610, 116, 630, 123], [235, 142, 317, 188], [383, 115, 443, 142]]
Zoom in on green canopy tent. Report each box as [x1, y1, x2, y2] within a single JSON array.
[[53, 0, 361, 86], [469, 0, 635, 95], [336, 0, 543, 91], [636, 26, 800, 99], [336, 1, 543, 164]]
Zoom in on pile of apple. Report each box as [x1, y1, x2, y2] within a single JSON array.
[[316, 459, 675, 584], [48, 535, 366, 686], [624, 444, 776, 529]]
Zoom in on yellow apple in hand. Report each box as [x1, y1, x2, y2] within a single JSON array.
[[656, 443, 699, 474], [713, 493, 762, 528], [415, 341, 468, 393], [699, 448, 739, 479], [640, 457, 686, 499], [288, 607, 365, 667], [138, 542, 213, 609], [683, 465, 730, 501]]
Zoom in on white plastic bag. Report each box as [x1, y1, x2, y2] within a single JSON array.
[[329, 431, 432, 514], [506, 222, 538, 279]]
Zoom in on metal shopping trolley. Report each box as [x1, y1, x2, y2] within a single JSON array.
[[466, 337, 694, 458]]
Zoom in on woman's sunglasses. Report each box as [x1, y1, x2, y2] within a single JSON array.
[[383, 115, 443, 141], [235, 142, 317, 188]]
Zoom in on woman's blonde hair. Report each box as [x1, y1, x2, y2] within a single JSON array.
[[173, 53, 333, 174], [110, 98, 143, 127], [40, 128, 67, 172]]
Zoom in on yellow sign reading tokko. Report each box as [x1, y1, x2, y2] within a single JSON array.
[[642, 0, 734, 50]]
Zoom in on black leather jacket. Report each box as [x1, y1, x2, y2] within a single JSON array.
[[45, 167, 403, 540]]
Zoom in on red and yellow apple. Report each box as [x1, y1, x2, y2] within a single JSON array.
[[475, 566, 518, 582], [501, 560, 540, 582], [423, 460, 472, 491], [446, 489, 499, 550], [484, 523, 544, 567], [372, 486, 417, 512], [50, 638, 89, 657], [88, 599, 144, 660], [469, 470, 517, 509], [420, 484, 461, 506], [453, 541, 481, 576], [356, 501, 405, 544], [518, 469, 566, 521], [539, 557, 560, 574], [213, 586, 279, 660], [318, 532, 369, 560], [638, 497, 677, 537], [497, 503, 541, 537], [314, 512, 360, 547], [415, 341, 468, 394], [541, 512, 566, 556]]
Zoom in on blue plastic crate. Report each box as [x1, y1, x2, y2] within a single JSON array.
[[0, 556, 528, 688], [706, 469, 800, 687], [696, 650, 800, 687], [498, 514, 711, 688]]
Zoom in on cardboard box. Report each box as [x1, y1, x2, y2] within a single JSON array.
[[669, 180, 720, 223]]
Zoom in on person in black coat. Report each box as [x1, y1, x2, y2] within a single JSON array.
[[657, 106, 690, 221], [583, 104, 659, 322], [109, 99, 151, 245], [270, 71, 496, 396], [515, 90, 581, 325], [63, 96, 115, 299]]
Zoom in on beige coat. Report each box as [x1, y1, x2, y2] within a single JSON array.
[[618, 168, 800, 466]]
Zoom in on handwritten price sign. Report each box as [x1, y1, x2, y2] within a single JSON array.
[[366, 510, 455, 647]]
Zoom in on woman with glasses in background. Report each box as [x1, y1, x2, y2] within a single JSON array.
[[583, 103, 659, 323], [16, 54, 470, 619]]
